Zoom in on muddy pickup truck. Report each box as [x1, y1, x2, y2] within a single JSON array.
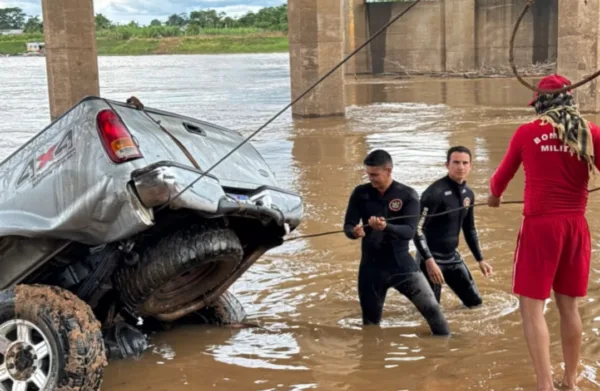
[[0, 96, 303, 390]]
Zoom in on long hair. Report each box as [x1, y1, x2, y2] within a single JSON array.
[[533, 92, 595, 173]]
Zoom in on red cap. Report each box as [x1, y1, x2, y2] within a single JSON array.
[[528, 74, 572, 106]]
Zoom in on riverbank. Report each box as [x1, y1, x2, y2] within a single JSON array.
[[0, 32, 289, 56]]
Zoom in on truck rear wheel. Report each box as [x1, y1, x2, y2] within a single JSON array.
[[114, 223, 244, 318], [0, 284, 106, 391], [192, 290, 247, 325]]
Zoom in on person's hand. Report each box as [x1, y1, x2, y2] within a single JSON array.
[[487, 194, 502, 207], [479, 261, 493, 277], [425, 258, 444, 285], [352, 224, 365, 238], [368, 216, 387, 231]]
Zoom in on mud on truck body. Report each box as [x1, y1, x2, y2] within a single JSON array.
[[0, 96, 303, 390]]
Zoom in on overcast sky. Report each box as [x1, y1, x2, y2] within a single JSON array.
[[0, 0, 287, 25]]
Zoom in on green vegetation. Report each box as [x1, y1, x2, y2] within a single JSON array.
[[95, 38, 160, 56], [175, 34, 288, 54], [0, 39, 25, 55], [0, 8, 25, 30], [0, 5, 290, 56], [0, 32, 289, 56]]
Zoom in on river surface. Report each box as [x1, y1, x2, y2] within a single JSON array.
[[2, 53, 600, 391]]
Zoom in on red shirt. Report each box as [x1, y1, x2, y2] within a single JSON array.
[[490, 119, 600, 216]]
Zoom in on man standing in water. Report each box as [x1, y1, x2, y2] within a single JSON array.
[[414, 146, 493, 308], [488, 74, 600, 390], [343, 149, 450, 336]]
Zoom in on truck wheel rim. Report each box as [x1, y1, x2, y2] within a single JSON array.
[[0, 319, 53, 390]]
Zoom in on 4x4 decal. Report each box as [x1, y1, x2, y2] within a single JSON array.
[[16, 130, 75, 187]]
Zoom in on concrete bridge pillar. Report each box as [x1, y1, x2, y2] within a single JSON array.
[[344, 0, 370, 75], [557, 0, 600, 112], [42, 0, 100, 121], [288, 0, 345, 117], [444, 0, 476, 71]]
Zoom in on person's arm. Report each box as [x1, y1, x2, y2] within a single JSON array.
[[489, 126, 525, 198], [462, 192, 484, 262], [383, 188, 421, 240], [413, 187, 440, 261], [591, 123, 600, 173], [343, 188, 362, 240]]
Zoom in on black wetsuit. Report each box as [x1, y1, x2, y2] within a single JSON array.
[[343, 180, 450, 336], [414, 175, 484, 308]]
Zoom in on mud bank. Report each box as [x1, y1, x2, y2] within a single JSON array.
[[347, 61, 556, 82]]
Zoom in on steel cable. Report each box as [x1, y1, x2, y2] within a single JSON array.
[[510, 0, 600, 94], [283, 187, 600, 242], [154, 0, 426, 212]]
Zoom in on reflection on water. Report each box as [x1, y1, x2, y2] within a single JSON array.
[[1, 53, 600, 390], [208, 328, 308, 371]]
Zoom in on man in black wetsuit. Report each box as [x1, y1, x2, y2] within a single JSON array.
[[414, 146, 493, 308], [343, 149, 450, 336]]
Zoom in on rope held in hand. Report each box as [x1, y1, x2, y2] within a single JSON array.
[[510, 0, 600, 94], [283, 187, 600, 242]]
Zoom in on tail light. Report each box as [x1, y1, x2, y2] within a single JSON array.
[[96, 109, 143, 163]]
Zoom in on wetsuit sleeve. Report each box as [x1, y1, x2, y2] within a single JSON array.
[[462, 192, 484, 262], [490, 126, 525, 197], [413, 187, 439, 260], [343, 187, 362, 240], [383, 189, 420, 240]]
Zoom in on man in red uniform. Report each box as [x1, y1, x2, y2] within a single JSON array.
[[488, 74, 600, 391]]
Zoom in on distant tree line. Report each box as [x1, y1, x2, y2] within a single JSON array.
[[154, 6, 288, 31], [0, 5, 288, 37], [0, 7, 41, 32]]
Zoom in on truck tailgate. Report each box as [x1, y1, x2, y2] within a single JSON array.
[[112, 104, 276, 190]]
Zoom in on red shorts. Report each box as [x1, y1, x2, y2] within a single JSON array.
[[512, 214, 591, 300]]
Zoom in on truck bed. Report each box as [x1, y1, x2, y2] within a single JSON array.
[[0, 96, 289, 246]]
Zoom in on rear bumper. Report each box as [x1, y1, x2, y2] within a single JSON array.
[[130, 161, 303, 231]]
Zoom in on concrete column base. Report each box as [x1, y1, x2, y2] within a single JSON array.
[[288, 0, 345, 118], [557, 0, 600, 113], [42, 0, 100, 121]]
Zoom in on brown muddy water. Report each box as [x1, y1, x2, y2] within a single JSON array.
[[2, 54, 600, 391]]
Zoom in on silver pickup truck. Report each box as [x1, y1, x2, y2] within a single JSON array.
[[0, 96, 303, 390]]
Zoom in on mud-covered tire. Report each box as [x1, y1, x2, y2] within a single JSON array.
[[0, 284, 106, 391], [192, 290, 247, 325], [114, 223, 244, 317]]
